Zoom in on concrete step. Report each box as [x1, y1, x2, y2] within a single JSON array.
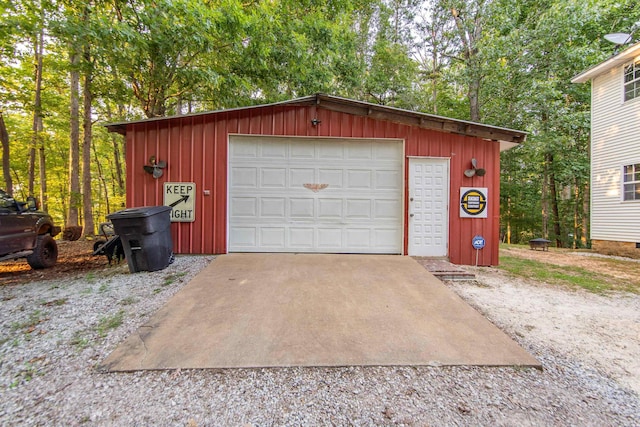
[[412, 257, 476, 281]]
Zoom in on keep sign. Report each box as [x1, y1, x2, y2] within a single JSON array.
[[164, 182, 196, 222]]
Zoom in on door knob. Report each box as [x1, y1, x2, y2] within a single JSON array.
[[409, 213, 414, 217]]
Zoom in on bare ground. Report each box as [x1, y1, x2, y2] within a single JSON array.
[[451, 263, 640, 396], [1, 243, 639, 425]]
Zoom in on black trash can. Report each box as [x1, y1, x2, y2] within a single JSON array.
[[107, 206, 174, 273]]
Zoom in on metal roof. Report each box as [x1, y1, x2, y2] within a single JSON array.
[[105, 93, 527, 147], [572, 42, 640, 83]]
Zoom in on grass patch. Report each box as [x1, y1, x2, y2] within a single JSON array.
[[498, 255, 636, 293], [120, 296, 138, 306], [41, 298, 68, 307], [162, 271, 188, 287], [11, 361, 40, 387], [11, 310, 45, 332], [96, 310, 125, 337], [70, 331, 91, 350]]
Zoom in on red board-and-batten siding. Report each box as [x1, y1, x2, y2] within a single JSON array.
[[126, 104, 500, 265]]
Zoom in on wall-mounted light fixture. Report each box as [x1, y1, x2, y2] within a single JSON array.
[[311, 118, 321, 126], [143, 155, 167, 179]]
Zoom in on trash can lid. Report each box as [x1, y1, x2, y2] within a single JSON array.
[[107, 205, 171, 220]]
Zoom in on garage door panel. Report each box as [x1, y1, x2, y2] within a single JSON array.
[[375, 200, 401, 219], [290, 169, 315, 187], [318, 169, 343, 187], [230, 197, 257, 217], [261, 142, 286, 158], [290, 228, 315, 248], [318, 229, 343, 248], [346, 199, 372, 218], [231, 167, 257, 187], [230, 227, 257, 247], [260, 228, 285, 248], [347, 142, 372, 160], [229, 137, 402, 254], [261, 168, 286, 187], [230, 140, 258, 158], [376, 170, 402, 189], [347, 170, 373, 189], [346, 229, 371, 247], [318, 199, 343, 219], [374, 229, 400, 247], [319, 144, 344, 159], [290, 198, 314, 217], [291, 144, 314, 158], [260, 198, 286, 218]]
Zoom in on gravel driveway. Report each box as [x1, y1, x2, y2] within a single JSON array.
[[1, 255, 639, 426]]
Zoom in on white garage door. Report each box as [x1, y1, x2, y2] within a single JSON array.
[[228, 136, 403, 253]]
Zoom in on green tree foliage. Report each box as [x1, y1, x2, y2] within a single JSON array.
[[1, 0, 638, 245]]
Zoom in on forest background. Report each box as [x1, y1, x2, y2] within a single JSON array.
[[1, 0, 638, 247]]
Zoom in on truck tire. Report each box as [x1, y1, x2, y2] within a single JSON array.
[[26, 235, 58, 269]]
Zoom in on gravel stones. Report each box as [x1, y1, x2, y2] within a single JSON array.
[[1, 257, 639, 426]]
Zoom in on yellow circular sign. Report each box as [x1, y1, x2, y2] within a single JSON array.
[[460, 189, 487, 216]]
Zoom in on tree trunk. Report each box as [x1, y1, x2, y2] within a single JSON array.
[[29, 29, 44, 198], [541, 162, 549, 239], [468, 73, 481, 122], [35, 25, 47, 210], [112, 134, 125, 193], [546, 152, 562, 247], [0, 112, 12, 193], [92, 139, 110, 216], [105, 104, 125, 193], [430, 24, 439, 115], [82, 35, 94, 237], [451, 6, 482, 122], [506, 195, 511, 244], [67, 50, 81, 228], [573, 182, 579, 249]]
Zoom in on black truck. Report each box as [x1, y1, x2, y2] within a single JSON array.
[[0, 189, 61, 269]]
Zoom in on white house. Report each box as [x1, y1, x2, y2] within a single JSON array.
[[572, 42, 640, 257]]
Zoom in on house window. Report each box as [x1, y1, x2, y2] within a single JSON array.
[[624, 60, 640, 101], [623, 164, 640, 200]]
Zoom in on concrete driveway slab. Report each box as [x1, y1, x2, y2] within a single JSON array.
[[100, 254, 540, 371]]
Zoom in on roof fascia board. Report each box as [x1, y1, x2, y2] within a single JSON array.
[[312, 94, 526, 144]]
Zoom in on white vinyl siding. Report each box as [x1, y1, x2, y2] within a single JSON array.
[[590, 65, 640, 242]]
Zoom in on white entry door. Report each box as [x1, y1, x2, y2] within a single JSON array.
[[408, 158, 449, 256], [228, 136, 403, 253]]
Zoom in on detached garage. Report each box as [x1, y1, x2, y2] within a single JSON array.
[[106, 94, 526, 266]]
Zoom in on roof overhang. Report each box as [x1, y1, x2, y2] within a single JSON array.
[[105, 93, 527, 150], [572, 42, 640, 83]]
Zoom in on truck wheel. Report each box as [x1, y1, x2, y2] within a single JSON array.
[[27, 235, 58, 269]]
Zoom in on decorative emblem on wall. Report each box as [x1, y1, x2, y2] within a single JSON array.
[[459, 187, 488, 218], [303, 184, 329, 193]]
